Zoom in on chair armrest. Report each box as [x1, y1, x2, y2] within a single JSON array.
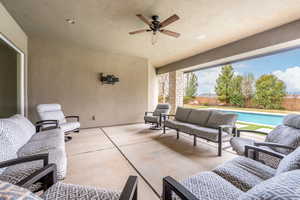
[[237, 129, 268, 137], [245, 145, 285, 160], [35, 120, 59, 132], [17, 164, 57, 191], [119, 176, 138, 200], [162, 114, 176, 120], [0, 154, 49, 169], [65, 115, 80, 122], [145, 112, 154, 116], [162, 176, 198, 200], [254, 142, 296, 150], [218, 125, 237, 136]]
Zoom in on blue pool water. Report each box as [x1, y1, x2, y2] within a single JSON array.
[[220, 110, 284, 126]]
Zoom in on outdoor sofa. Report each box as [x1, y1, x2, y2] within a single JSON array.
[[0, 114, 67, 191], [163, 107, 237, 156], [163, 145, 300, 200], [231, 113, 300, 168]]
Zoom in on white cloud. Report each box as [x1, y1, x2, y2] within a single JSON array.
[[272, 66, 300, 93], [196, 68, 221, 94]]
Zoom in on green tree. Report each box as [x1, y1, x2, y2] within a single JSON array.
[[215, 65, 234, 104], [254, 74, 286, 109], [230, 75, 244, 107], [241, 73, 255, 101], [185, 72, 198, 97]]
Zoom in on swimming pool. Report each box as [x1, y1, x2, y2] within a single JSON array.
[[219, 110, 285, 126]]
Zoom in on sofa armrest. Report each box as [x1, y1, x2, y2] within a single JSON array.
[[35, 120, 59, 132], [237, 129, 268, 137], [162, 176, 198, 200], [254, 142, 295, 151], [17, 164, 57, 191], [245, 145, 285, 160], [119, 176, 138, 200], [65, 115, 80, 122], [0, 154, 49, 169]]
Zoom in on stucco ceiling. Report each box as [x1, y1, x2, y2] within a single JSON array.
[[2, 0, 300, 67]]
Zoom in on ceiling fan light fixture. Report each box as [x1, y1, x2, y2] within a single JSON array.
[[151, 32, 158, 45]]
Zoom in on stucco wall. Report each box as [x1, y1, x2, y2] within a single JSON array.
[[0, 2, 28, 115], [28, 37, 156, 128]]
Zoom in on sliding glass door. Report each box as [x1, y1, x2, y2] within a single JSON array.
[[0, 34, 25, 117]]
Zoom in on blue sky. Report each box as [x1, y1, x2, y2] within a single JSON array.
[[195, 48, 300, 95]]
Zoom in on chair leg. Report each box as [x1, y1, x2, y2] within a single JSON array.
[[193, 135, 197, 146], [176, 130, 179, 139], [163, 125, 166, 134], [162, 179, 172, 200], [218, 128, 222, 156]]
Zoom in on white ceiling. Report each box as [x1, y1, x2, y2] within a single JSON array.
[[2, 0, 300, 67]]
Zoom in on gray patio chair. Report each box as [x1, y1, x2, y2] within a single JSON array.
[[0, 164, 138, 200], [37, 104, 80, 141], [144, 103, 170, 129], [230, 114, 300, 168]]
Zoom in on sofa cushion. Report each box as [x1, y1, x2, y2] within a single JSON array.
[[17, 135, 65, 156], [0, 180, 42, 200], [206, 111, 237, 132], [186, 109, 212, 127], [41, 182, 120, 200], [175, 107, 192, 122], [177, 123, 228, 141], [265, 125, 300, 154], [213, 156, 276, 192], [164, 119, 187, 130], [0, 161, 43, 192], [8, 115, 35, 142], [238, 170, 300, 200], [177, 172, 243, 200], [283, 114, 300, 129], [0, 121, 18, 174], [0, 119, 26, 155], [29, 128, 63, 142], [60, 122, 80, 132], [230, 137, 255, 155], [276, 147, 300, 175]]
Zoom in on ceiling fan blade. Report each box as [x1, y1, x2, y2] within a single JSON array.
[[129, 29, 149, 35], [160, 30, 180, 38], [136, 14, 152, 26], [160, 14, 180, 28]]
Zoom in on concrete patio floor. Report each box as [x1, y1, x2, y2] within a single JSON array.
[[64, 124, 238, 199]]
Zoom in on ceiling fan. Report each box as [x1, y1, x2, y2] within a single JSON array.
[[129, 14, 180, 44]]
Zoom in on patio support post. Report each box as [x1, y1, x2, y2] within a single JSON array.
[[169, 71, 184, 114]]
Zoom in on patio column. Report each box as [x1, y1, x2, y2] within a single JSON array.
[[169, 70, 184, 114]]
